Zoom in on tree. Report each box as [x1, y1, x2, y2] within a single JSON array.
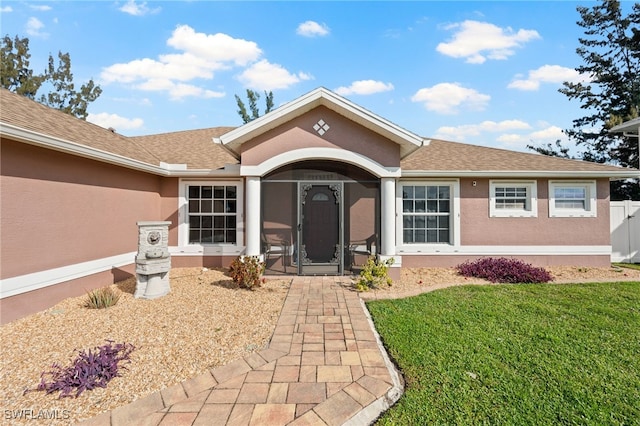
[[39, 51, 102, 119], [1, 35, 101, 120], [0, 35, 45, 99], [235, 89, 274, 124], [528, 1, 640, 200]]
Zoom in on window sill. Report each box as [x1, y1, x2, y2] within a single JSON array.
[[170, 245, 245, 256]]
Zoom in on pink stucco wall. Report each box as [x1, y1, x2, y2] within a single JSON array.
[[0, 139, 164, 279], [401, 255, 612, 268], [459, 178, 611, 246], [241, 106, 400, 168], [1, 265, 135, 324]]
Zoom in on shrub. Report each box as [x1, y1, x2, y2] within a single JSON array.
[[457, 257, 553, 284], [355, 256, 394, 291], [85, 286, 121, 309], [28, 341, 135, 398], [229, 256, 265, 289]]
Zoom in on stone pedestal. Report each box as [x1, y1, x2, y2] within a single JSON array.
[[135, 221, 171, 299]]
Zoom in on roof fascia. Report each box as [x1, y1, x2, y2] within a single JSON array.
[[1, 123, 237, 178], [217, 87, 426, 156], [609, 117, 640, 134], [400, 170, 640, 179]]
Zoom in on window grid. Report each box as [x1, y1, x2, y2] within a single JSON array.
[[188, 185, 237, 244], [402, 185, 450, 243], [495, 186, 528, 210], [554, 187, 586, 210]]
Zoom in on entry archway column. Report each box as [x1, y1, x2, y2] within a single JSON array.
[[245, 176, 261, 256], [380, 177, 396, 257]]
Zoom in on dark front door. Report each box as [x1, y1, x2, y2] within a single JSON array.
[[298, 183, 343, 275]]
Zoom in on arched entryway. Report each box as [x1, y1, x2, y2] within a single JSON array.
[[261, 161, 380, 275]]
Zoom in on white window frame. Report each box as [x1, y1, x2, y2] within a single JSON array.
[[489, 180, 538, 218], [178, 180, 244, 253], [548, 180, 597, 217], [396, 180, 460, 251]]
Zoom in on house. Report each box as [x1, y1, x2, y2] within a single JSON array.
[[2, 87, 639, 323]]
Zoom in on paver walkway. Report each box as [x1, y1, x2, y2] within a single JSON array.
[[80, 276, 403, 426]]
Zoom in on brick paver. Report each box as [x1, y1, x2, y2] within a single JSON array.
[[79, 277, 403, 426]]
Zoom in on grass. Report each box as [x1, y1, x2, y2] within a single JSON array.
[[368, 282, 640, 425]]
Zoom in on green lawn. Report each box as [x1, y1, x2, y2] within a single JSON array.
[[368, 282, 640, 425]]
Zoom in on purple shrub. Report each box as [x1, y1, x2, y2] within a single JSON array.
[[28, 341, 135, 398], [457, 257, 553, 284]]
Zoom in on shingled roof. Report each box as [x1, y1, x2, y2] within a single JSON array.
[[131, 128, 237, 170], [0, 88, 160, 166], [1, 87, 638, 178], [401, 139, 634, 175]]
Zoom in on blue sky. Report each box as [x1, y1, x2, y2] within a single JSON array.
[[1, 1, 632, 152]]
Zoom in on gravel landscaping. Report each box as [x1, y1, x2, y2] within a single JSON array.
[[1, 264, 639, 424]]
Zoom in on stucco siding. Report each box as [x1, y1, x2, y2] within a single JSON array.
[[0, 138, 162, 279], [240, 106, 400, 168], [401, 254, 611, 268], [159, 177, 180, 245], [459, 178, 611, 246]]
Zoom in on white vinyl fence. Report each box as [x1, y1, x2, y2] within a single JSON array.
[[610, 200, 640, 263]]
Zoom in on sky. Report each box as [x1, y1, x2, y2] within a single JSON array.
[[1, 0, 634, 153]]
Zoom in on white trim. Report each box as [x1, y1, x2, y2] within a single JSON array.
[[396, 180, 461, 248], [240, 147, 400, 178], [177, 179, 244, 249], [401, 170, 640, 179], [0, 252, 136, 299], [489, 180, 538, 218], [396, 245, 611, 256], [169, 245, 245, 256], [548, 180, 597, 218]]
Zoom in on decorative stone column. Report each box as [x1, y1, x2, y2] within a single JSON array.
[[135, 221, 171, 299]]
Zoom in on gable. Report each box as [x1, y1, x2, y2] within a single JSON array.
[[216, 87, 426, 160], [240, 105, 401, 168]]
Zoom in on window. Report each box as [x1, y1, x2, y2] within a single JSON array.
[[549, 181, 597, 217], [490, 181, 537, 217], [182, 182, 241, 245], [402, 184, 451, 243]]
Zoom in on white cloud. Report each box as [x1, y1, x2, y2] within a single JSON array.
[[436, 20, 540, 64], [411, 83, 490, 114], [435, 119, 531, 139], [237, 59, 312, 91], [101, 25, 265, 99], [87, 112, 144, 131], [296, 21, 330, 37], [334, 80, 394, 96], [25, 17, 47, 37], [30, 5, 51, 11], [0, 6, 13, 12], [119, 0, 161, 16], [508, 64, 586, 91], [434, 121, 566, 151], [102, 24, 307, 98], [137, 79, 225, 100], [167, 25, 261, 67]]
